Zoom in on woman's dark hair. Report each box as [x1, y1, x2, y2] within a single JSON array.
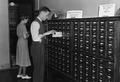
[[20, 16, 29, 20], [39, 6, 51, 13], [17, 15, 29, 24]]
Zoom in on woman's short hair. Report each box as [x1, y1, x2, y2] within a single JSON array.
[[20, 16, 29, 20]]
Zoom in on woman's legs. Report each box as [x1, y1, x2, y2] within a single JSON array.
[[22, 66, 31, 79], [18, 66, 22, 75], [22, 66, 26, 76], [17, 66, 22, 78]]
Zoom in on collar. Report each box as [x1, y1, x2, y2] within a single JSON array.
[[37, 17, 42, 22]]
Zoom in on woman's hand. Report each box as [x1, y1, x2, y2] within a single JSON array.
[[24, 32, 29, 39], [26, 33, 29, 38]]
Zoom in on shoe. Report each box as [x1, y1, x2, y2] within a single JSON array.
[[21, 75, 31, 79], [17, 74, 22, 78]]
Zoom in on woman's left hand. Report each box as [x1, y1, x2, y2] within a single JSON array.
[[26, 33, 29, 38]]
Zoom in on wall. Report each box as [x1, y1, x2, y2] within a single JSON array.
[[35, 0, 40, 10], [38, 0, 120, 18], [0, 0, 10, 69]]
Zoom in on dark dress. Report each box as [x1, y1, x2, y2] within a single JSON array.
[[31, 18, 45, 82]]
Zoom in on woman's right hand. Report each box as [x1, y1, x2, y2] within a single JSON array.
[[26, 33, 29, 38]]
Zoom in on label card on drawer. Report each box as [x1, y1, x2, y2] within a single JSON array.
[[98, 3, 116, 17], [52, 32, 63, 37]]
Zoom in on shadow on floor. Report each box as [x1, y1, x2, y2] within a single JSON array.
[[0, 66, 74, 82]]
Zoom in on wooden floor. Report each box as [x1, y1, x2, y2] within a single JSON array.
[[0, 66, 72, 82]]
